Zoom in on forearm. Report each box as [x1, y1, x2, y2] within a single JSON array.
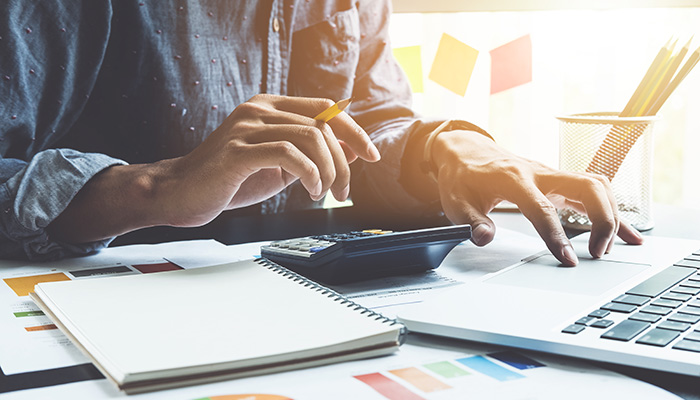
[[47, 161, 173, 244]]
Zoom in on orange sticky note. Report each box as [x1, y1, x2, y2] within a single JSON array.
[[392, 46, 424, 93], [490, 34, 532, 94], [428, 33, 479, 96]]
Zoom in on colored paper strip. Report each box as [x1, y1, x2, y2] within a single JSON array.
[[69, 265, 133, 278], [389, 367, 451, 393], [393, 46, 424, 93], [354, 373, 426, 400], [3, 273, 71, 297], [428, 33, 479, 96], [489, 34, 532, 94], [456, 355, 524, 382], [423, 361, 471, 378], [199, 395, 293, 400], [132, 262, 184, 274], [13, 311, 44, 318], [25, 324, 58, 332], [488, 351, 545, 370]]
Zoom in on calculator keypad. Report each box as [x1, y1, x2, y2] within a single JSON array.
[[265, 230, 394, 258]]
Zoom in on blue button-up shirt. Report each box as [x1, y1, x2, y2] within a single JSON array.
[[0, 0, 455, 260]]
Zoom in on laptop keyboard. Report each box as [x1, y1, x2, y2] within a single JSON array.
[[562, 250, 700, 352]]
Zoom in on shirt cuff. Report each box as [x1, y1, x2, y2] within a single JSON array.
[[0, 149, 127, 260]]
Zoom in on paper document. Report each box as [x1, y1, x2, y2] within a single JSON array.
[[0, 337, 680, 400], [330, 228, 546, 317], [0, 240, 244, 375]]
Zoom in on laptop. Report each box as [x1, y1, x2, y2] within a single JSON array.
[[397, 233, 700, 376]]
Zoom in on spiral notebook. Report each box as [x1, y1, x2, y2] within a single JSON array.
[[30, 258, 405, 394]]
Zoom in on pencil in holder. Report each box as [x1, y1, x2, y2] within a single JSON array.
[[557, 112, 658, 231]]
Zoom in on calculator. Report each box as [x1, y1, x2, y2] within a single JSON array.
[[260, 225, 471, 284]]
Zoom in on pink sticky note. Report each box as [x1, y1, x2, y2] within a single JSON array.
[[490, 34, 532, 94]]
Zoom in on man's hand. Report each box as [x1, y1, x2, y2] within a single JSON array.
[[431, 129, 644, 266], [49, 95, 380, 243], [160, 94, 380, 227]]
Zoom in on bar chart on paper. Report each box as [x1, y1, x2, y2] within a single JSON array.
[[0, 258, 185, 375], [353, 351, 545, 399]]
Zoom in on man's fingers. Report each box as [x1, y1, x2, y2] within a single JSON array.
[[237, 142, 323, 200], [260, 95, 380, 163], [438, 189, 496, 246], [247, 124, 350, 199], [541, 173, 616, 258], [618, 220, 644, 245], [513, 186, 578, 266]]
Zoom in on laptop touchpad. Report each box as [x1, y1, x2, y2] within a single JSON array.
[[485, 254, 651, 296]]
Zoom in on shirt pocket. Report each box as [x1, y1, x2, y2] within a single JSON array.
[[288, 6, 360, 101]]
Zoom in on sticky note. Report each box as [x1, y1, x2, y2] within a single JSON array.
[[489, 34, 532, 94], [428, 33, 479, 96], [392, 46, 424, 93]]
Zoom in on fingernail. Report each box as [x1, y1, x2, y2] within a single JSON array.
[[339, 184, 350, 201], [312, 180, 322, 197], [367, 144, 381, 161], [471, 224, 489, 244], [561, 243, 578, 266]]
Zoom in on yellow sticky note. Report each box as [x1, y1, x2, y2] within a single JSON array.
[[429, 33, 479, 96], [392, 46, 424, 93]]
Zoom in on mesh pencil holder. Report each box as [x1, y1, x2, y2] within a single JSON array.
[[557, 112, 658, 232]]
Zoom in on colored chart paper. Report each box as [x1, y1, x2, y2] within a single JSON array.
[[196, 395, 293, 400], [354, 372, 427, 400], [132, 261, 184, 274], [3, 272, 70, 297], [488, 350, 545, 370], [456, 355, 525, 382], [389, 367, 452, 392], [393, 46, 424, 93], [428, 33, 479, 96], [489, 34, 533, 94]]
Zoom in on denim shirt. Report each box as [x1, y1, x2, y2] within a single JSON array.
[[0, 0, 461, 260]]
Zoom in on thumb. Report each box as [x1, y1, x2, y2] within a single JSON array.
[[443, 199, 496, 246]]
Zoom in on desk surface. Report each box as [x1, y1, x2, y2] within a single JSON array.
[[3, 203, 700, 398]]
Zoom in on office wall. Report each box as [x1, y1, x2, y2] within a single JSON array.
[[388, 7, 700, 209]]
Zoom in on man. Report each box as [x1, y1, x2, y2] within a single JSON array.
[[0, 0, 642, 263]]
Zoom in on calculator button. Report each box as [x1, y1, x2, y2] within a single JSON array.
[[575, 317, 596, 325]]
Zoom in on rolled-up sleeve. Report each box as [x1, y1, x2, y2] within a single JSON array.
[[0, 0, 119, 259], [347, 0, 446, 214], [0, 150, 126, 260]]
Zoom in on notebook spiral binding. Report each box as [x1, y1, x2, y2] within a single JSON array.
[[256, 258, 407, 343]]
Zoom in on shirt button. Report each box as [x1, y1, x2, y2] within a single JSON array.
[[272, 17, 280, 32]]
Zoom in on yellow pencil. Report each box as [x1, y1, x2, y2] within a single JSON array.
[[620, 37, 673, 117], [314, 98, 353, 123], [629, 38, 677, 116], [639, 37, 692, 115], [647, 44, 700, 115]]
